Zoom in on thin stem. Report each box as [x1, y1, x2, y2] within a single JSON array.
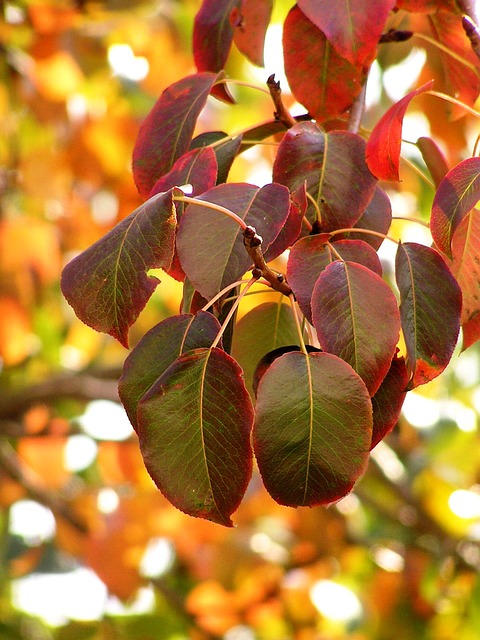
[[414, 32, 480, 74], [210, 277, 258, 350], [267, 74, 297, 128], [289, 295, 308, 355], [347, 82, 367, 134], [392, 216, 431, 229], [329, 227, 399, 244], [174, 195, 247, 230], [306, 191, 322, 225], [326, 241, 345, 261], [427, 90, 480, 118], [401, 155, 435, 189], [473, 133, 480, 157], [216, 77, 271, 96], [201, 279, 251, 314]]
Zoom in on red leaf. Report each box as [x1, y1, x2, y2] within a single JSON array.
[[132, 72, 220, 197], [263, 183, 306, 262], [370, 353, 408, 450], [253, 351, 372, 507], [462, 313, 480, 351], [312, 261, 400, 395], [176, 183, 290, 300], [287, 238, 383, 323], [232, 0, 273, 67], [118, 312, 221, 430], [193, 0, 241, 102], [283, 6, 367, 122], [395, 242, 461, 388], [430, 157, 480, 258], [395, 0, 457, 11], [252, 344, 321, 396], [297, 0, 395, 66], [190, 132, 243, 184], [416, 136, 449, 188], [273, 122, 377, 232], [137, 347, 254, 526], [61, 191, 177, 348], [334, 186, 392, 250], [365, 81, 434, 181]]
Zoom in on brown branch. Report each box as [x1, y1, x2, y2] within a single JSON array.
[[347, 83, 367, 134], [267, 74, 297, 129], [462, 15, 480, 62], [243, 226, 292, 296]]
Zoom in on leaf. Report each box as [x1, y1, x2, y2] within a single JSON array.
[[283, 6, 367, 123], [231, 301, 301, 396], [132, 72, 220, 197], [395, 0, 457, 11], [365, 81, 434, 181], [287, 238, 383, 323], [190, 132, 243, 184], [193, 0, 241, 102], [297, 0, 395, 66], [61, 190, 177, 348], [430, 157, 480, 258], [370, 352, 408, 450], [137, 347, 254, 526], [252, 344, 321, 396], [311, 261, 400, 395], [445, 209, 480, 349], [273, 122, 377, 232], [416, 136, 449, 188], [334, 186, 392, 250], [263, 183, 306, 262], [176, 182, 291, 300], [395, 242, 462, 388], [253, 351, 372, 507], [232, 0, 273, 67], [118, 311, 222, 430]]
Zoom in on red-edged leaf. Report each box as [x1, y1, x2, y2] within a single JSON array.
[[416, 137, 449, 188], [297, 0, 395, 66], [232, 0, 273, 67], [61, 191, 177, 348], [395, 0, 457, 12], [118, 312, 221, 430], [429, 11, 480, 111], [445, 209, 480, 350], [334, 186, 392, 250], [137, 347, 254, 526], [263, 184, 306, 262], [132, 72, 220, 197], [283, 6, 367, 122], [288, 238, 383, 323], [193, 0, 240, 102], [370, 352, 408, 449], [252, 345, 321, 396], [430, 157, 480, 259], [273, 122, 377, 232], [176, 183, 290, 300], [190, 132, 243, 184], [395, 242, 462, 388], [231, 301, 301, 396], [312, 261, 400, 395], [253, 351, 372, 507], [366, 81, 434, 181]]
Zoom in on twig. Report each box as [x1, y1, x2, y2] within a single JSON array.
[[243, 226, 292, 296], [267, 74, 297, 129], [462, 15, 480, 62], [347, 83, 367, 133]]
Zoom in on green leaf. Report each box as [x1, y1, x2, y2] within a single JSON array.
[[395, 242, 462, 388], [137, 347, 254, 526], [253, 351, 372, 507], [61, 190, 177, 348]]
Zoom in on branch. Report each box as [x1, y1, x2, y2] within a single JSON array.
[[347, 83, 367, 134], [243, 226, 292, 296], [462, 15, 480, 62], [267, 74, 297, 129]]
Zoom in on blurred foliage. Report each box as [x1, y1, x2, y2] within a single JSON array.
[[1, 1, 480, 639]]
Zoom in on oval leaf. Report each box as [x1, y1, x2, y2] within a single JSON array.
[[133, 72, 220, 197], [395, 242, 462, 388], [190, 131, 243, 185], [176, 182, 290, 300], [312, 261, 400, 395], [283, 6, 367, 122], [137, 347, 254, 526], [297, 0, 395, 66], [61, 190, 177, 348], [366, 81, 434, 181], [371, 352, 408, 450], [253, 351, 372, 507], [334, 186, 392, 250], [273, 122, 377, 232], [430, 157, 480, 258], [416, 136, 449, 188], [118, 311, 221, 430], [232, 0, 273, 67]]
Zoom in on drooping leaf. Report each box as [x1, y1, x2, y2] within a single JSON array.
[[176, 182, 290, 300], [283, 6, 367, 122], [446, 209, 480, 350], [311, 260, 400, 395], [252, 344, 322, 396], [61, 190, 177, 348], [253, 351, 372, 507], [193, 0, 240, 102], [288, 238, 383, 323], [370, 352, 409, 449], [232, 0, 273, 67], [132, 72, 220, 197], [416, 136, 449, 188], [334, 186, 392, 250], [231, 301, 301, 396], [190, 132, 243, 184], [273, 122, 377, 231], [395, 242, 462, 388], [118, 311, 221, 430], [137, 347, 254, 526], [430, 157, 480, 258], [365, 81, 434, 181], [297, 0, 395, 66]]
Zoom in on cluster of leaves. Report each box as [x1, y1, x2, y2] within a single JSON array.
[[61, 0, 480, 526]]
